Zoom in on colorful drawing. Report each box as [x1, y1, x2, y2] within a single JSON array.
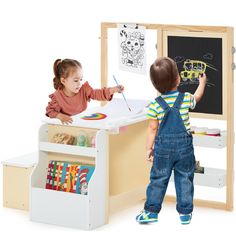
[[80, 112, 107, 120], [180, 59, 217, 82]]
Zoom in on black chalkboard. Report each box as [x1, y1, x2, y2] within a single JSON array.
[[167, 36, 222, 115]]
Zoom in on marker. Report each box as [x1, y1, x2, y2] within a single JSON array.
[[113, 75, 131, 112]]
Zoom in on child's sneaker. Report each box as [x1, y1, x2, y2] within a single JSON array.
[[136, 210, 158, 223], [179, 213, 192, 225]]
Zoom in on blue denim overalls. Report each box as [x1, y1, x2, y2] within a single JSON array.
[[144, 92, 195, 215]]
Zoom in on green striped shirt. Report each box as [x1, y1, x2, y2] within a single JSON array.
[[147, 90, 196, 131]]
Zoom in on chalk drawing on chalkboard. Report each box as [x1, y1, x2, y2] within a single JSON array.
[[203, 53, 214, 60], [175, 58, 217, 87], [180, 59, 217, 81], [180, 59, 206, 82], [166, 34, 224, 116]]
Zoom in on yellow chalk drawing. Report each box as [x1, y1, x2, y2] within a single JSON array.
[[180, 59, 217, 82]]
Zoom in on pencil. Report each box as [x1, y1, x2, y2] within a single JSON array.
[[113, 75, 131, 112]]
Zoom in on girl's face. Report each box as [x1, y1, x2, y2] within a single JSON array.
[[61, 68, 83, 96]]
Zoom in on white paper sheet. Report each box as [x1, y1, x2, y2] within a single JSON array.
[[43, 98, 150, 130], [118, 24, 147, 74]]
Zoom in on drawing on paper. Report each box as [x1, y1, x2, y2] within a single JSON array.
[[118, 24, 146, 74], [80, 113, 107, 120]]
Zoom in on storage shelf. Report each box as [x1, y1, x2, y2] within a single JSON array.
[[30, 187, 90, 229], [32, 127, 108, 229], [193, 133, 226, 148], [39, 142, 97, 157], [170, 167, 226, 188]]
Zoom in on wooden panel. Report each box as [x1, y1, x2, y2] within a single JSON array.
[[109, 120, 151, 195], [165, 195, 227, 211], [3, 165, 34, 210], [101, 22, 230, 33], [101, 23, 108, 107], [226, 27, 234, 211]]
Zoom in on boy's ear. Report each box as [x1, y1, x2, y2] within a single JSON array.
[[177, 75, 181, 86]]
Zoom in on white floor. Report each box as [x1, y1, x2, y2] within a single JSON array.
[[1, 199, 236, 236]]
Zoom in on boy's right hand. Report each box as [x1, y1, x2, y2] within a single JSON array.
[[199, 73, 207, 84], [56, 113, 73, 125], [194, 73, 207, 103], [146, 149, 154, 162]]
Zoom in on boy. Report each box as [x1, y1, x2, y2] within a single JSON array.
[[136, 57, 206, 224]]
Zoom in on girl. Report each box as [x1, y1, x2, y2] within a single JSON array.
[[46, 59, 124, 124]]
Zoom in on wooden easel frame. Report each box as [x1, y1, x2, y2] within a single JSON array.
[[101, 22, 234, 211]]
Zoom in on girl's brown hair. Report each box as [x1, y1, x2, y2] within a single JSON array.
[[150, 57, 179, 94], [53, 59, 82, 90]]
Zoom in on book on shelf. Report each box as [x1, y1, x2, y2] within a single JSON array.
[[45, 160, 95, 195]]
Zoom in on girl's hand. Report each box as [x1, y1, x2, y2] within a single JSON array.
[[56, 113, 73, 125], [146, 149, 154, 162], [110, 85, 124, 94], [116, 85, 124, 93]]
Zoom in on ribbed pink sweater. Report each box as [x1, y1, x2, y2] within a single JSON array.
[[46, 81, 112, 118]]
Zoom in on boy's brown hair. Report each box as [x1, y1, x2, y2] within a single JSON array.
[[150, 57, 179, 94]]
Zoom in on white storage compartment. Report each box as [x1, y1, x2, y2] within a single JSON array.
[[194, 167, 226, 188], [30, 124, 109, 230], [170, 167, 226, 188], [193, 131, 226, 148]]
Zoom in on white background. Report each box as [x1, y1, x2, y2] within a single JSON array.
[[0, 0, 235, 235]]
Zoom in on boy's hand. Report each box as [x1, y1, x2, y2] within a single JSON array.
[[146, 149, 154, 162], [199, 73, 207, 84], [56, 113, 73, 125], [194, 73, 207, 103]]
